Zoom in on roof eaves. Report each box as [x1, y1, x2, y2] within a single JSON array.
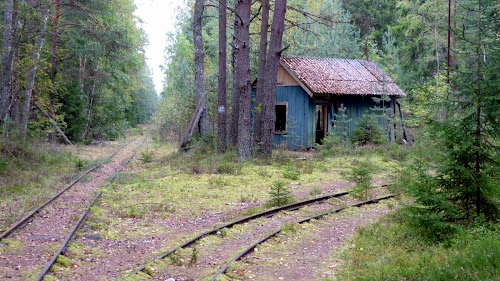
[[279, 60, 314, 97]]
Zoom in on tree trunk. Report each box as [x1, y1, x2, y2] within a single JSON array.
[[235, 0, 252, 160], [34, 102, 72, 145], [0, 0, 15, 125], [48, 0, 61, 142], [229, 12, 240, 147], [259, 0, 287, 156], [253, 0, 270, 151], [474, 0, 483, 217], [82, 79, 95, 141], [217, 0, 227, 151], [193, 0, 211, 138], [180, 94, 208, 151], [390, 96, 396, 143], [20, 2, 51, 136]]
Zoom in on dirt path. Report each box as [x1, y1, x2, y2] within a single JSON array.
[[235, 203, 392, 281], [149, 195, 393, 281], [0, 137, 145, 280]]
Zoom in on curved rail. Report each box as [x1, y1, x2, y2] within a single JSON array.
[[0, 136, 139, 240], [211, 194, 396, 280], [124, 186, 389, 279], [35, 136, 147, 281]]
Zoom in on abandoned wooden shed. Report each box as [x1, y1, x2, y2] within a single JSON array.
[[266, 56, 406, 149]]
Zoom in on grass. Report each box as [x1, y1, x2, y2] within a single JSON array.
[[2, 134, 410, 280], [333, 215, 499, 281], [0, 135, 131, 231], [83, 142, 400, 243]]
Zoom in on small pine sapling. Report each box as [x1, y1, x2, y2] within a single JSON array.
[[266, 180, 295, 207], [347, 165, 373, 200]]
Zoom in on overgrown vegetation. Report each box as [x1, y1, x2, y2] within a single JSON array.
[[352, 115, 386, 146], [0, 136, 77, 229], [345, 162, 373, 200], [335, 216, 499, 281]]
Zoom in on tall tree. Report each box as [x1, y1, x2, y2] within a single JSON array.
[[19, 1, 51, 136], [406, 0, 499, 236], [218, 0, 228, 151], [258, 0, 287, 156], [48, 0, 61, 142], [234, 0, 252, 159], [0, 0, 15, 125], [253, 0, 270, 151], [229, 8, 241, 147], [193, 0, 211, 137]]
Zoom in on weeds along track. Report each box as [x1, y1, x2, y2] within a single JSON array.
[[124, 186, 394, 281], [0, 136, 147, 281]]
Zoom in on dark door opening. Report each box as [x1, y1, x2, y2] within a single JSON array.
[[315, 104, 327, 144]]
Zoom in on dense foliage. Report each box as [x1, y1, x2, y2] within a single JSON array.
[[0, 0, 158, 142]]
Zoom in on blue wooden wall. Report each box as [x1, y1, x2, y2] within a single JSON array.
[[273, 86, 315, 149], [255, 86, 393, 150], [329, 95, 392, 140]]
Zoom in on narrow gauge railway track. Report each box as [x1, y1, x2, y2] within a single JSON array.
[[124, 185, 391, 280], [0, 136, 146, 281], [0, 136, 138, 240], [211, 195, 395, 281]]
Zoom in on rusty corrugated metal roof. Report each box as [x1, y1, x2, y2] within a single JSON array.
[[281, 57, 406, 97]]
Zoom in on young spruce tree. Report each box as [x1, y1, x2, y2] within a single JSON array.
[[406, 0, 498, 239]]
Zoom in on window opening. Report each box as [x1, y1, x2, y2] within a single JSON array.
[[275, 103, 287, 133]]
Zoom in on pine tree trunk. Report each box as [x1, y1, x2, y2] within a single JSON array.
[[20, 2, 51, 136], [193, 0, 211, 138], [0, 0, 15, 125], [229, 14, 240, 147], [253, 0, 270, 151], [259, 0, 287, 156], [235, 0, 252, 160], [217, 0, 227, 151]]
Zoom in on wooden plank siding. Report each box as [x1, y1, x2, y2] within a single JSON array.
[[273, 86, 315, 149], [327, 95, 393, 141], [270, 86, 393, 149]]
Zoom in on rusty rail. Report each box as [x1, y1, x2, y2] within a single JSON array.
[[0, 137, 139, 240], [211, 194, 396, 280], [124, 186, 390, 279]]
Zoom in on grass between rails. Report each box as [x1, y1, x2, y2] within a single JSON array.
[[0, 134, 133, 232], [91, 144, 398, 231], [63, 141, 402, 280]]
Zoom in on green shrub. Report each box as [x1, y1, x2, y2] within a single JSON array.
[[140, 149, 155, 163], [74, 158, 86, 171], [282, 166, 300, 180], [352, 115, 386, 146], [309, 187, 323, 197], [345, 163, 373, 200], [216, 160, 241, 175]]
